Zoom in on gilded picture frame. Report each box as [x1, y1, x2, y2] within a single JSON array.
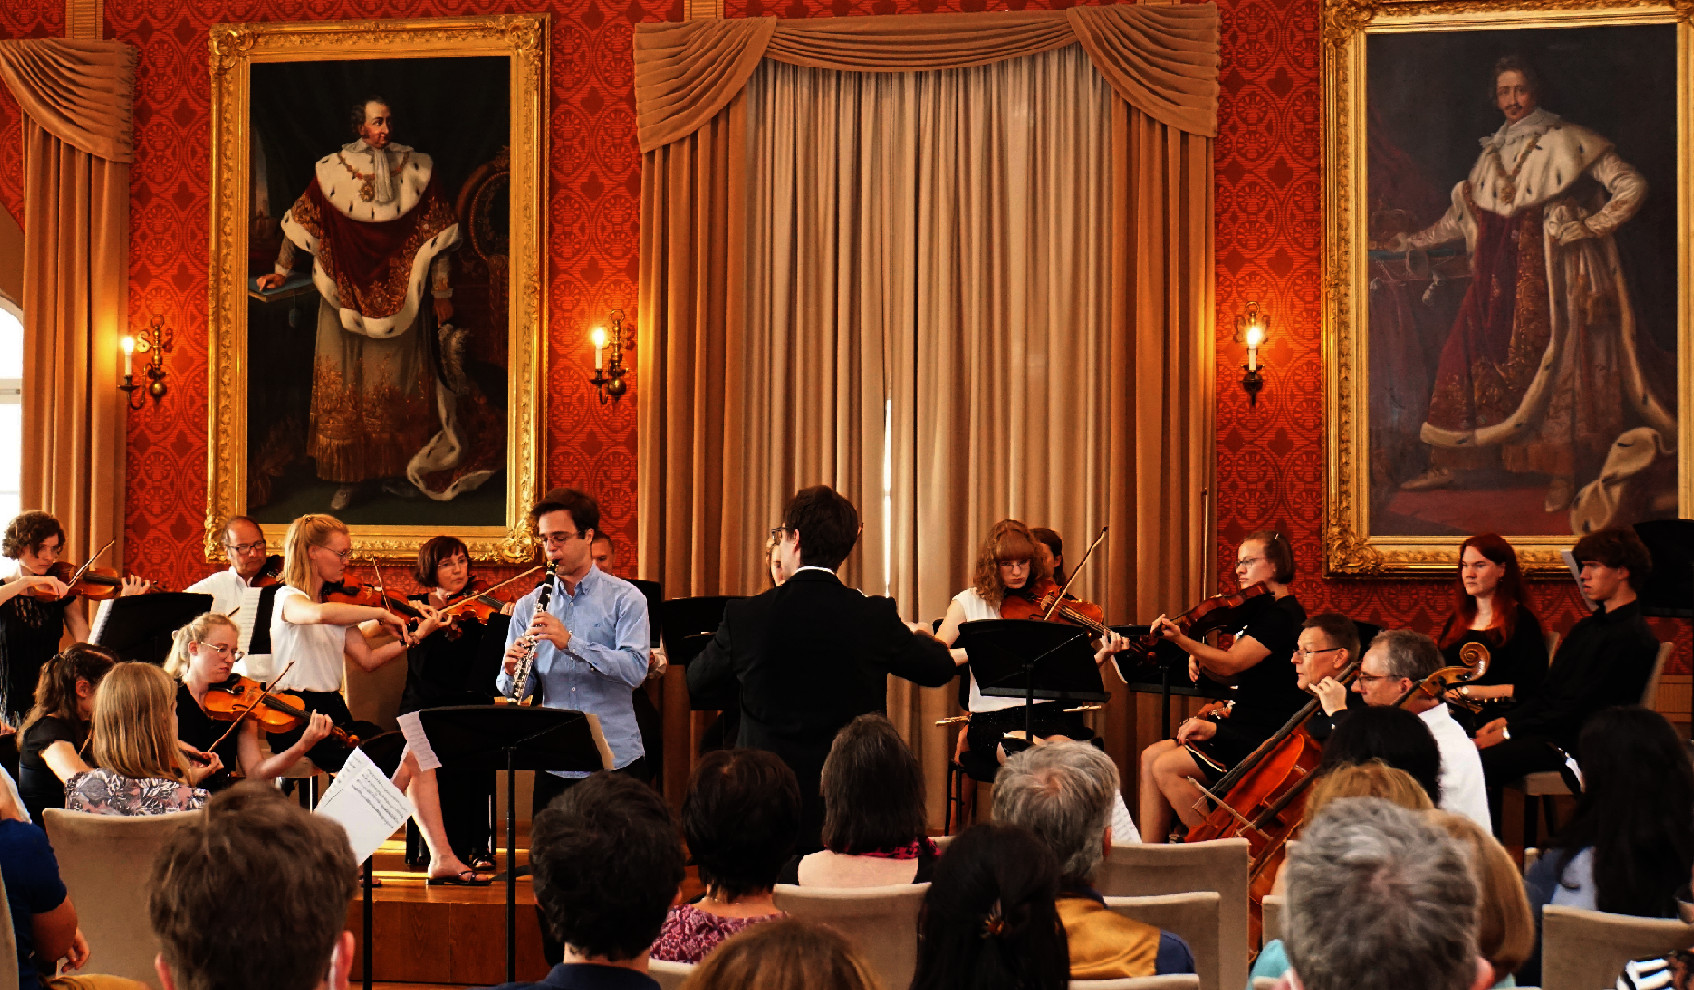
[[205, 15, 548, 563], [1323, 0, 1692, 575]]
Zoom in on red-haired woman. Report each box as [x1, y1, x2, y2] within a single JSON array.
[[1437, 533, 1548, 733]]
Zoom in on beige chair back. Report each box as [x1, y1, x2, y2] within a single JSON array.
[[1103, 892, 1221, 990], [1070, 976, 1202, 990], [647, 958, 694, 990], [1542, 905, 1694, 990], [772, 882, 928, 990], [1260, 893, 1285, 946], [43, 809, 198, 987], [344, 651, 405, 732], [1096, 839, 1248, 990]]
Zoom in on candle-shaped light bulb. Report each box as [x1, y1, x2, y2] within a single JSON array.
[[1245, 322, 1264, 372], [591, 327, 607, 373], [120, 335, 135, 358]]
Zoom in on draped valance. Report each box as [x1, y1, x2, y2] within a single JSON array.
[[0, 39, 137, 164], [633, 3, 1219, 152]]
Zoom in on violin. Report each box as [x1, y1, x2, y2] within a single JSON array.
[[30, 560, 167, 601], [322, 578, 427, 629], [1121, 582, 1273, 671], [251, 554, 284, 587], [202, 675, 358, 748], [999, 579, 1110, 636], [434, 565, 544, 626]]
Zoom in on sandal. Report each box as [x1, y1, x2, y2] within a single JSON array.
[[428, 869, 493, 887]]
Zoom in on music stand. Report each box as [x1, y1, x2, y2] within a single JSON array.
[[659, 595, 742, 668], [415, 705, 609, 985], [630, 579, 663, 647], [1633, 519, 1694, 618], [89, 592, 213, 663], [958, 619, 1111, 740], [1108, 625, 1227, 737]]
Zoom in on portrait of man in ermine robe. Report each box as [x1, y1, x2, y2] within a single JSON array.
[[244, 56, 512, 527]]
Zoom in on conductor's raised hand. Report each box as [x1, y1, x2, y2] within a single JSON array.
[[529, 610, 571, 650]]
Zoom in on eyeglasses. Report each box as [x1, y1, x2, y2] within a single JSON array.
[[225, 540, 266, 555], [540, 532, 585, 546], [1296, 647, 1343, 659], [1236, 556, 1265, 568], [201, 643, 246, 662], [768, 526, 788, 543], [311, 543, 355, 561], [1355, 672, 1400, 686]]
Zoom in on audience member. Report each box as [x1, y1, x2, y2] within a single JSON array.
[[1349, 629, 1491, 828], [1614, 855, 1694, 990], [487, 772, 685, 990], [679, 918, 880, 990], [1313, 704, 1443, 807], [652, 750, 798, 963], [1521, 706, 1694, 986], [17, 646, 115, 824], [66, 663, 212, 816], [149, 783, 357, 990], [992, 741, 1194, 980], [911, 823, 1069, 990], [1430, 810, 1535, 987], [780, 714, 936, 886], [1283, 797, 1492, 990]]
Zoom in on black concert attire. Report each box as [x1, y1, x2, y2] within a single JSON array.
[[17, 716, 83, 825], [401, 592, 498, 864], [1478, 599, 1657, 787], [0, 594, 72, 727], [1185, 595, 1308, 785], [687, 567, 956, 850], [174, 682, 244, 791], [1306, 689, 1368, 743], [1436, 602, 1549, 733]]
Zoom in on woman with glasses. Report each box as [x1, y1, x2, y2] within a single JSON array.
[[167, 611, 332, 787], [1138, 530, 1308, 842], [1435, 533, 1548, 733]]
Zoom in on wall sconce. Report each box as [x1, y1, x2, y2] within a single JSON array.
[[1234, 301, 1268, 407], [588, 309, 630, 404], [119, 315, 172, 410]]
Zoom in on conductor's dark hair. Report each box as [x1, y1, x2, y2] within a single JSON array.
[[530, 487, 600, 542], [1572, 527, 1653, 587], [2, 510, 64, 559], [682, 749, 801, 901], [530, 772, 685, 961], [782, 485, 859, 570], [413, 535, 470, 588], [911, 823, 1070, 990], [821, 714, 927, 854], [1315, 706, 1442, 808], [349, 95, 393, 136]]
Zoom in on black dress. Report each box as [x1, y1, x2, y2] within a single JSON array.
[[1437, 603, 1549, 734], [0, 594, 72, 725], [174, 682, 245, 791], [1187, 595, 1308, 784], [18, 715, 84, 825], [401, 594, 497, 862]]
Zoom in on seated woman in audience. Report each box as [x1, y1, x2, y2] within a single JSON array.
[[911, 822, 1070, 990], [1431, 810, 1535, 988], [683, 918, 880, 990], [1436, 534, 1548, 733], [779, 713, 936, 886], [1520, 706, 1694, 986], [167, 611, 333, 786], [0, 761, 107, 990], [650, 748, 798, 963], [65, 662, 212, 816], [16, 646, 115, 824], [1313, 704, 1443, 807]]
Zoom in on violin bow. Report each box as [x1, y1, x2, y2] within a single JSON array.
[[1040, 526, 1108, 621], [445, 565, 543, 611], [63, 537, 117, 588], [204, 659, 298, 753]]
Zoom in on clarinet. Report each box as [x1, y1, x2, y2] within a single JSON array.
[[506, 576, 555, 704]]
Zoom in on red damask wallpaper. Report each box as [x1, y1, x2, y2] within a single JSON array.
[[0, 0, 1683, 670]]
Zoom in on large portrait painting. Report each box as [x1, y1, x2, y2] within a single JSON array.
[[206, 16, 547, 562], [1323, 0, 1692, 575]]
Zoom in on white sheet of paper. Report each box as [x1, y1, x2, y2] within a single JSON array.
[[314, 747, 411, 863]]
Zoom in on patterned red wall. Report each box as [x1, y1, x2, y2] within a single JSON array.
[[0, 0, 1684, 667]]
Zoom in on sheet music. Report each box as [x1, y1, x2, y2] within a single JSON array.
[[88, 599, 114, 643], [315, 747, 412, 863], [232, 586, 278, 679]]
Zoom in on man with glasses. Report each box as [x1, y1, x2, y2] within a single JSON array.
[[1296, 613, 1368, 741], [686, 484, 955, 851], [186, 517, 275, 614], [497, 488, 651, 811], [1351, 629, 1492, 828]]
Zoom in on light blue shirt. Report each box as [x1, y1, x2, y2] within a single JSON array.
[[495, 566, 650, 777]]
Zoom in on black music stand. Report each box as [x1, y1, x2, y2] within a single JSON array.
[[659, 595, 742, 669], [958, 619, 1111, 740], [1110, 626, 1227, 738], [630, 579, 663, 647], [90, 592, 213, 663], [1633, 520, 1694, 618], [415, 705, 609, 985]]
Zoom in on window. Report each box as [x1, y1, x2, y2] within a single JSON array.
[[0, 301, 21, 526]]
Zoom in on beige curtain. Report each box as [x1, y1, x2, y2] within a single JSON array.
[[636, 5, 1216, 813], [0, 39, 136, 572]]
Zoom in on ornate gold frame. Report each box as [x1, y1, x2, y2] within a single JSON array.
[[1322, 0, 1692, 575], [205, 15, 548, 563]]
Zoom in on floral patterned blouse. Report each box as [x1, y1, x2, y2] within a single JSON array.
[[649, 903, 784, 963], [64, 769, 207, 816]]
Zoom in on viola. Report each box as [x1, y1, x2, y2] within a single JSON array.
[[201, 675, 359, 748]]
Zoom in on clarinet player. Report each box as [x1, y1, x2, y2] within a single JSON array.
[[496, 488, 652, 811]]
